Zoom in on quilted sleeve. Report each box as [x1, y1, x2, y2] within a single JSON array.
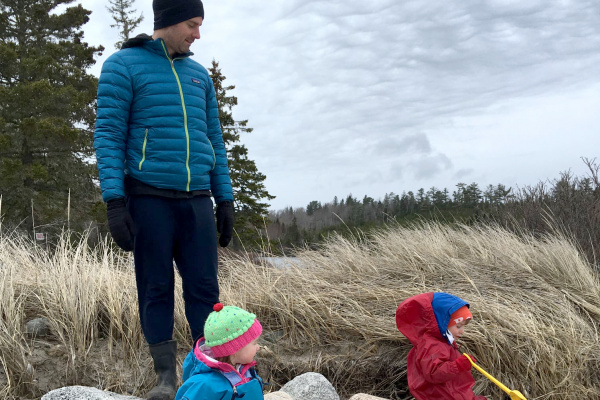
[[204, 75, 233, 204], [93, 52, 133, 202]]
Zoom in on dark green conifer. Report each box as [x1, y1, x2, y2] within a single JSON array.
[[208, 60, 274, 247], [0, 0, 104, 234]]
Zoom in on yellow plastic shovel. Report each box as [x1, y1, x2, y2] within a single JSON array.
[[463, 354, 527, 400]]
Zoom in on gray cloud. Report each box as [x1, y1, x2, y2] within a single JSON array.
[[410, 154, 453, 180], [454, 168, 474, 180], [372, 133, 432, 157]]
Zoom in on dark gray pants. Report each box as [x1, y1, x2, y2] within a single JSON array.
[[128, 195, 219, 345]]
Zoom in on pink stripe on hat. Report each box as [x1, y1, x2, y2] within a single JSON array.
[[209, 319, 262, 358]]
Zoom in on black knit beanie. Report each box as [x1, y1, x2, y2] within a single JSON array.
[[153, 0, 204, 30]]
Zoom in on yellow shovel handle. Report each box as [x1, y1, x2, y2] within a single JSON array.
[[463, 353, 510, 395]]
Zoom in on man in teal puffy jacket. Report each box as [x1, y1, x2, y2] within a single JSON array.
[[93, 1, 233, 399]]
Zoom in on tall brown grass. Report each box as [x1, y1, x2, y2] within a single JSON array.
[[1, 223, 599, 399], [243, 223, 600, 399]]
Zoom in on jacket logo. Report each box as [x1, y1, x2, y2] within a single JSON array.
[[191, 78, 201, 84]]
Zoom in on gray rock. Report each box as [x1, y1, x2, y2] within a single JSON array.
[[280, 372, 340, 400], [349, 394, 390, 400], [264, 391, 294, 400], [41, 386, 144, 400], [25, 317, 50, 337]]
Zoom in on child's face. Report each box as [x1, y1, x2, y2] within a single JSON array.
[[448, 319, 470, 339], [230, 337, 260, 365]]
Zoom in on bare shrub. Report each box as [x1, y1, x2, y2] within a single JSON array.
[[500, 158, 600, 272]]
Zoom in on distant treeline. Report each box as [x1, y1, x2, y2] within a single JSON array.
[[265, 158, 600, 271], [267, 182, 511, 242]]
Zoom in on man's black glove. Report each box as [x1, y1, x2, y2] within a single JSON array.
[[106, 198, 136, 251], [216, 201, 234, 247]]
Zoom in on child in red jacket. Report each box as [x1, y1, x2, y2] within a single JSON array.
[[395, 292, 488, 400]]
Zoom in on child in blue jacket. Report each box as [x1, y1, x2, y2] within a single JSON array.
[[176, 303, 264, 400]]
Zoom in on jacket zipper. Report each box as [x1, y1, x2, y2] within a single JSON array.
[[215, 371, 238, 400], [214, 366, 260, 400], [139, 128, 149, 170], [161, 41, 192, 191]]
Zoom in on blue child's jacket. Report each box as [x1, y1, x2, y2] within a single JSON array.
[[176, 339, 263, 400]]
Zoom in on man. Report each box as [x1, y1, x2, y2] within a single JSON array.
[[94, 1, 233, 399]]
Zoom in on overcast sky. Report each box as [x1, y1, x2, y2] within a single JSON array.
[[77, 0, 600, 210]]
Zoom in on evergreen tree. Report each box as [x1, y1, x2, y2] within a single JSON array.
[[464, 183, 483, 207], [403, 191, 415, 214], [430, 187, 449, 208], [306, 200, 321, 216], [0, 0, 104, 235], [453, 183, 466, 205], [208, 60, 274, 246], [416, 187, 430, 210], [284, 216, 301, 245], [106, 0, 143, 49], [494, 184, 512, 204]]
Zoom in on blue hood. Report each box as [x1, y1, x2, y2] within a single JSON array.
[[431, 292, 469, 343]]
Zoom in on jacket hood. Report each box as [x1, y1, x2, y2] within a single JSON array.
[[396, 292, 469, 345], [121, 34, 153, 49], [192, 339, 256, 375]]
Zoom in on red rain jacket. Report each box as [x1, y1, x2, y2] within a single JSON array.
[[396, 292, 487, 400]]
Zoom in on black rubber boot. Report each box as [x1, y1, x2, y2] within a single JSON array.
[[147, 340, 177, 400]]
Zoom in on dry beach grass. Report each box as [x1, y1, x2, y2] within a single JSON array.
[[1, 223, 600, 399]]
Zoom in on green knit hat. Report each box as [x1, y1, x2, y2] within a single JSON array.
[[204, 303, 262, 357]]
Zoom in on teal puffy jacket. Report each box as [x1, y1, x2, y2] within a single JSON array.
[[176, 340, 264, 400], [94, 35, 233, 203]]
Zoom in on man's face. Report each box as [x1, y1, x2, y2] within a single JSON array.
[[163, 16, 203, 55]]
